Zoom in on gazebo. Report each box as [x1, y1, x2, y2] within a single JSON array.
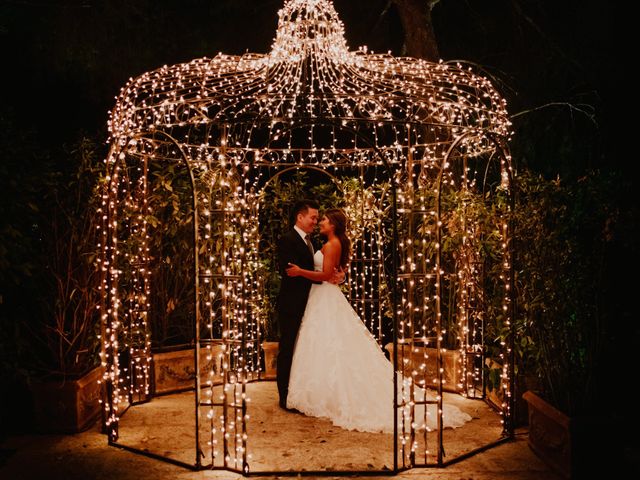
[[98, 0, 515, 475]]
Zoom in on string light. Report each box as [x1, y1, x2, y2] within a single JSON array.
[[99, 0, 513, 471]]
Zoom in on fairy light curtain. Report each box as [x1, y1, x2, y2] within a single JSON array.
[[98, 0, 514, 474]]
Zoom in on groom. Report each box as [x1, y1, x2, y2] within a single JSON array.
[[275, 199, 320, 411]]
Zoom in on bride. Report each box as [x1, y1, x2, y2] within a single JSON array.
[[285, 208, 472, 433]]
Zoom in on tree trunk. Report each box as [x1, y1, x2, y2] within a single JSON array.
[[392, 0, 440, 61]]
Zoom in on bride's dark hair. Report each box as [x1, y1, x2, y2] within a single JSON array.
[[324, 208, 351, 269]]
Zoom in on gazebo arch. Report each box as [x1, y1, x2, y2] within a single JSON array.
[[98, 0, 515, 475]]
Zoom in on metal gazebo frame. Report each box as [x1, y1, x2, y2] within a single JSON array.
[[98, 0, 515, 475]]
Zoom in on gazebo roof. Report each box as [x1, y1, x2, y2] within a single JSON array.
[[108, 0, 509, 154]]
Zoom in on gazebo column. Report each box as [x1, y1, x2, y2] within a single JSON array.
[[124, 154, 152, 407]]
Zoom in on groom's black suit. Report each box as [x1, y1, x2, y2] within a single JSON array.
[[275, 228, 318, 407]]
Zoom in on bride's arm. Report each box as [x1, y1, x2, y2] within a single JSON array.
[[286, 241, 341, 282]]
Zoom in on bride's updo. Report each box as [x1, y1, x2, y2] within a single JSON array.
[[324, 208, 351, 269]]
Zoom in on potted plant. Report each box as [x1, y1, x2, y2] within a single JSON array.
[[19, 137, 105, 433], [256, 257, 280, 380], [513, 170, 625, 478], [142, 159, 204, 394]]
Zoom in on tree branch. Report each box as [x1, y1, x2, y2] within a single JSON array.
[[511, 102, 597, 126]]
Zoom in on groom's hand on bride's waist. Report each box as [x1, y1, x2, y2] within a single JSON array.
[[285, 263, 301, 277]]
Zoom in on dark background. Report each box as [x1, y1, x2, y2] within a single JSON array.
[[1, 0, 633, 445], [1, 0, 619, 178]]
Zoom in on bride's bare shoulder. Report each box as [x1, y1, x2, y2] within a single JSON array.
[[321, 238, 342, 254]]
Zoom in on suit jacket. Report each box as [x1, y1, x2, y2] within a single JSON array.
[[275, 229, 318, 323]]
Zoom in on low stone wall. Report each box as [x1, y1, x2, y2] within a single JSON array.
[[152, 346, 224, 395], [384, 343, 463, 393]]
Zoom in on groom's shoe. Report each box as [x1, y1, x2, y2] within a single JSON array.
[[279, 399, 301, 414]]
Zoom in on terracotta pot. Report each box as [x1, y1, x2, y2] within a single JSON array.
[[30, 365, 104, 433], [485, 361, 536, 428], [523, 390, 571, 477], [261, 341, 279, 380], [384, 343, 462, 392], [522, 390, 619, 479]]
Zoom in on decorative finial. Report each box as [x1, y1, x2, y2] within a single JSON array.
[[269, 0, 350, 63]]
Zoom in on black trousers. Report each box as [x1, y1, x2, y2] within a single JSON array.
[[276, 311, 303, 406]]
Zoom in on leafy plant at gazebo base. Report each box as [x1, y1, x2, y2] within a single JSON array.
[[8, 137, 107, 431], [512, 170, 611, 416], [145, 161, 195, 349], [419, 167, 624, 437], [412, 168, 613, 420], [412, 179, 510, 352], [26, 138, 104, 378], [505, 169, 631, 478], [435, 169, 613, 417]]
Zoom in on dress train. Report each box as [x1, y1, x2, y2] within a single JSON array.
[[287, 251, 472, 433]]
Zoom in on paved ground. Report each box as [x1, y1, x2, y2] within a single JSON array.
[[2, 382, 639, 479], [109, 384, 506, 471], [0, 424, 561, 480], [0, 381, 563, 480]]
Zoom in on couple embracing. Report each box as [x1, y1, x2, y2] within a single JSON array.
[[274, 199, 471, 433]]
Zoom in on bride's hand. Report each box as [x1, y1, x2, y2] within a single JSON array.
[[286, 263, 301, 277], [329, 267, 345, 285]]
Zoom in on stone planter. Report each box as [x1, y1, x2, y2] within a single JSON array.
[[30, 365, 104, 433], [261, 341, 279, 380], [152, 345, 224, 395], [485, 362, 538, 427], [384, 343, 462, 392], [485, 359, 504, 410], [522, 390, 619, 479], [523, 390, 571, 477]]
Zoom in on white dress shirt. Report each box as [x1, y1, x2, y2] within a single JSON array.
[[293, 225, 308, 242]]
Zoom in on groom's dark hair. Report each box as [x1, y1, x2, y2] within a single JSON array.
[[291, 199, 320, 225]]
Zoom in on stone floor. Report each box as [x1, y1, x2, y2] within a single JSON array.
[[113, 382, 507, 472], [0, 381, 612, 480]]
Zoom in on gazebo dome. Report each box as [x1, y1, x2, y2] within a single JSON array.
[[108, 0, 509, 155]]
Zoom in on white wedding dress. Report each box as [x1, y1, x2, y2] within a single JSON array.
[[287, 250, 472, 433]]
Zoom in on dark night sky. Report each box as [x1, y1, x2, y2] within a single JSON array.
[[0, 0, 618, 178]]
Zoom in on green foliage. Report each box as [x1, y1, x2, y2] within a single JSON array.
[[0, 115, 51, 288], [407, 167, 624, 417], [410, 179, 510, 351], [506, 169, 624, 415], [0, 111, 59, 394], [7, 136, 106, 378], [145, 161, 195, 348]]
